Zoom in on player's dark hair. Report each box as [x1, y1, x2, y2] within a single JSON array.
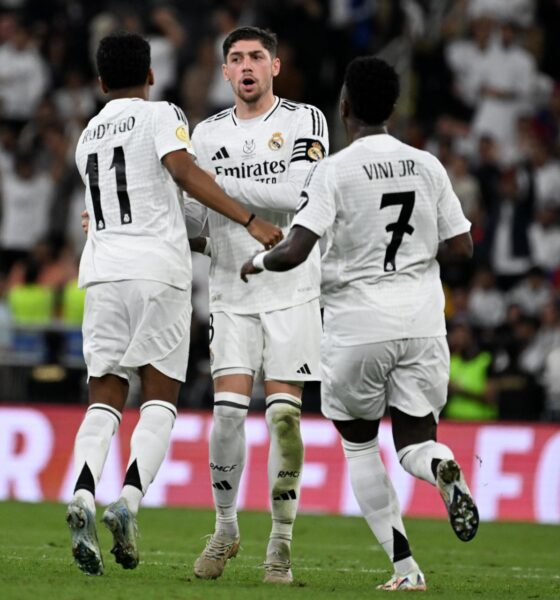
[[223, 26, 278, 60], [96, 31, 151, 91], [344, 57, 400, 125]]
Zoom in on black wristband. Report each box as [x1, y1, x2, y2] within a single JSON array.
[[244, 213, 256, 228]]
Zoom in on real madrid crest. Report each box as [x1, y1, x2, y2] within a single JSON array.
[[268, 132, 284, 151], [307, 141, 324, 161]]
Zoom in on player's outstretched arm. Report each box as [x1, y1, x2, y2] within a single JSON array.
[[163, 150, 283, 249], [240, 225, 319, 282]]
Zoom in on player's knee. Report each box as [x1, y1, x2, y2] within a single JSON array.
[[213, 404, 247, 435], [266, 402, 301, 439]]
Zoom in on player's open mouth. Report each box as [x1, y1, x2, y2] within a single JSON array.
[[241, 77, 256, 91]]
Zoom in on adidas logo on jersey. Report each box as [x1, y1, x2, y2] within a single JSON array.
[[211, 147, 230, 160], [296, 363, 311, 375]]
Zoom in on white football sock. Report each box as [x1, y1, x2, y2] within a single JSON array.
[[210, 392, 250, 539], [120, 400, 177, 515], [266, 394, 304, 547], [342, 437, 418, 575], [398, 440, 454, 486], [72, 403, 121, 513]]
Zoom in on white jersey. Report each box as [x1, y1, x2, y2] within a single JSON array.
[[191, 97, 328, 314], [292, 133, 471, 346], [76, 98, 194, 289]]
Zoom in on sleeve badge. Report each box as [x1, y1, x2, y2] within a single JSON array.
[[307, 142, 324, 161], [176, 125, 190, 143]]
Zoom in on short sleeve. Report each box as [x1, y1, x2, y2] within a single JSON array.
[[436, 162, 471, 242], [153, 102, 196, 161], [289, 105, 329, 170], [291, 159, 336, 237]]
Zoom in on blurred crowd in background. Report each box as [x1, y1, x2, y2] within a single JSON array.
[[0, 0, 560, 422]]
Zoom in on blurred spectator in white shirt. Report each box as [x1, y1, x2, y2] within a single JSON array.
[[468, 266, 507, 328], [471, 20, 536, 164], [529, 137, 560, 210], [520, 301, 560, 378], [508, 267, 553, 317], [528, 205, 560, 272], [445, 15, 496, 112], [53, 69, 96, 124], [0, 21, 49, 125], [0, 152, 53, 274]]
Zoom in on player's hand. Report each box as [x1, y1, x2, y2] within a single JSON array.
[[204, 169, 216, 180], [81, 210, 90, 235], [240, 257, 262, 283], [246, 216, 283, 249]]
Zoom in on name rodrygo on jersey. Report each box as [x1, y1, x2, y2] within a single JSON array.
[[192, 97, 329, 314], [76, 99, 194, 290]]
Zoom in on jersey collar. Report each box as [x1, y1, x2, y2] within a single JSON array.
[[230, 96, 281, 127], [356, 133, 402, 151]]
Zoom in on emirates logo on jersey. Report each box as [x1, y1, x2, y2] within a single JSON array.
[[268, 132, 284, 150], [243, 139, 256, 155]]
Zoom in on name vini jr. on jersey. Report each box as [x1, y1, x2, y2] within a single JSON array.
[[363, 159, 417, 180], [215, 159, 286, 183]]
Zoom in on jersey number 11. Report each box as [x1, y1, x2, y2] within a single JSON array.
[[85, 146, 132, 231]]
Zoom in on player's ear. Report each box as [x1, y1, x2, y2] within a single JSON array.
[[271, 56, 280, 78], [222, 62, 230, 81], [340, 97, 350, 121], [147, 68, 154, 86], [98, 76, 109, 94]]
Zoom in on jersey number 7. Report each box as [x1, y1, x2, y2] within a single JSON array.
[[85, 146, 132, 231], [380, 191, 415, 272]]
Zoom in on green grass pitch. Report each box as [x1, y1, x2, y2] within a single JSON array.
[[0, 501, 558, 599]]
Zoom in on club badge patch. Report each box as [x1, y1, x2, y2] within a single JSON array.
[[307, 141, 324, 161], [176, 125, 190, 143], [268, 132, 284, 150]]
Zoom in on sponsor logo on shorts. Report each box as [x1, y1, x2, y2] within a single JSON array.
[[296, 363, 311, 375]]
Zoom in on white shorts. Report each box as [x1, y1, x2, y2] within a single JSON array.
[[209, 299, 321, 382], [83, 280, 191, 382], [321, 336, 449, 422]]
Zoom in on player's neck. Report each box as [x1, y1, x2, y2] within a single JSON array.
[[235, 92, 276, 120], [347, 123, 387, 143], [107, 85, 149, 101]]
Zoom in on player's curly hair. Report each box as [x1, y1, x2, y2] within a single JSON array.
[[223, 26, 278, 60], [344, 57, 400, 125], [96, 31, 151, 91]]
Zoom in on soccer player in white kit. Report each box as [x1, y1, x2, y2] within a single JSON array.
[[241, 57, 479, 591], [66, 31, 282, 577], [189, 27, 328, 584]]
